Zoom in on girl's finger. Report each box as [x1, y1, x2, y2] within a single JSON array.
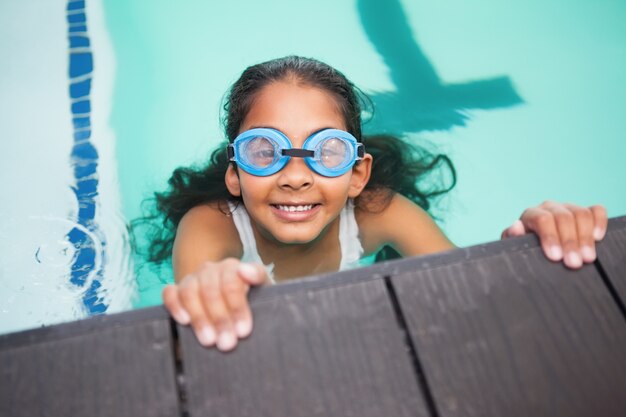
[[590, 205, 608, 241], [198, 270, 237, 352], [237, 262, 268, 285], [521, 208, 562, 261], [565, 204, 596, 263], [162, 284, 190, 325], [501, 219, 526, 239], [221, 265, 253, 338], [551, 206, 583, 268], [178, 275, 217, 347]]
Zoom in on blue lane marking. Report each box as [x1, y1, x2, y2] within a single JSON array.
[[68, 13, 87, 24], [71, 100, 91, 113], [69, 36, 90, 48], [69, 78, 91, 99], [72, 117, 91, 129], [69, 53, 93, 77], [67, 1, 86, 11], [66, 0, 108, 315], [74, 130, 91, 141]]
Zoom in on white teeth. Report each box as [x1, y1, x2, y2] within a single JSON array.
[[276, 204, 314, 212]]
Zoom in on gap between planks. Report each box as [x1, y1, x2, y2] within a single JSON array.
[[169, 320, 190, 417], [594, 260, 626, 322], [384, 275, 441, 417]]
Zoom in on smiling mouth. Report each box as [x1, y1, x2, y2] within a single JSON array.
[[271, 204, 320, 212]]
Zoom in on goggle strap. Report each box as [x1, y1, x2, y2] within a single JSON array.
[[227, 144, 235, 161], [282, 148, 315, 158], [357, 143, 365, 159]]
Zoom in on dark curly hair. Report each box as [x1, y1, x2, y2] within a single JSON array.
[[133, 56, 456, 264]]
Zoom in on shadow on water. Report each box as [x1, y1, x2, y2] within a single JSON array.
[[357, 0, 524, 134]]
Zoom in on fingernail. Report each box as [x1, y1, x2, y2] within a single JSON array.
[[566, 252, 583, 268], [198, 326, 216, 346], [235, 319, 252, 338], [581, 245, 596, 262], [593, 227, 605, 241], [217, 330, 237, 351], [549, 245, 563, 261], [238, 263, 258, 280], [176, 309, 191, 325]]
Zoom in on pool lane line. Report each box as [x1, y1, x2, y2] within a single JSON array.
[[66, 0, 108, 315]]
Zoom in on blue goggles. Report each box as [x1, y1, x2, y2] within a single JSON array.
[[227, 128, 365, 177]]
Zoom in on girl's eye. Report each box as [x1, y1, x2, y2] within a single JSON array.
[[320, 138, 347, 168], [246, 137, 276, 167]]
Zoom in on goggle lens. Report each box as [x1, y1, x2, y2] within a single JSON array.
[[244, 137, 277, 168], [319, 137, 349, 169]]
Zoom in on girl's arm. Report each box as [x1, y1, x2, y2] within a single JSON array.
[[171, 204, 241, 280], [359, 193, 608, 268], [163, 204, 269, 351], [358, 193, 455, 257]]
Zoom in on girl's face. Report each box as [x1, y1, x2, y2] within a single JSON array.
[[225, 80, 372, 245]]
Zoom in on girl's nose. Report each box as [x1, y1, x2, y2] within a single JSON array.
[[276, 158, 313, 190]]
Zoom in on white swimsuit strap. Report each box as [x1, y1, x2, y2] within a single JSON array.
[[338, 199, 364, 270], [227, 201, 275, 283]]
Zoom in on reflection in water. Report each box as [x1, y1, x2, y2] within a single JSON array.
[[357, 0, 523, 133], [34, 217, 102, 296], [0, 212, 135, 332]]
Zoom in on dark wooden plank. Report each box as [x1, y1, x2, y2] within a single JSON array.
[[2, 218, 622, 417], [392, 242, 626, 417], [0, 306, 180, 417], [596, 215, 626, 306], [179, 277, 432, 417]]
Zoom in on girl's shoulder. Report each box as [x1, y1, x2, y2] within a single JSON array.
[[172, 201, 243, 278], [356, 192, 455, 257], [178, 202, 242, 248], [181, 201, 233, 222]]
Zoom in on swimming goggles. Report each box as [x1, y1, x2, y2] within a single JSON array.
[[227, 128, 365, 177]]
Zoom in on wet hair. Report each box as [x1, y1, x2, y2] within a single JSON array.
[[135, 56, 456, 263]]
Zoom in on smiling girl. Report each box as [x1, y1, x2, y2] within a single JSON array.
[[148, 56, 607, 352]]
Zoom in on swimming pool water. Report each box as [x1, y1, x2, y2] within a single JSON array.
[[1, 0, 625, 334]]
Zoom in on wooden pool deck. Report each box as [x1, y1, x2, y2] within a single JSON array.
[[1, 216, 625, 417]]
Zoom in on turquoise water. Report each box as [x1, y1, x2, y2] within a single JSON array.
[[103, 0, 626, 307]]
